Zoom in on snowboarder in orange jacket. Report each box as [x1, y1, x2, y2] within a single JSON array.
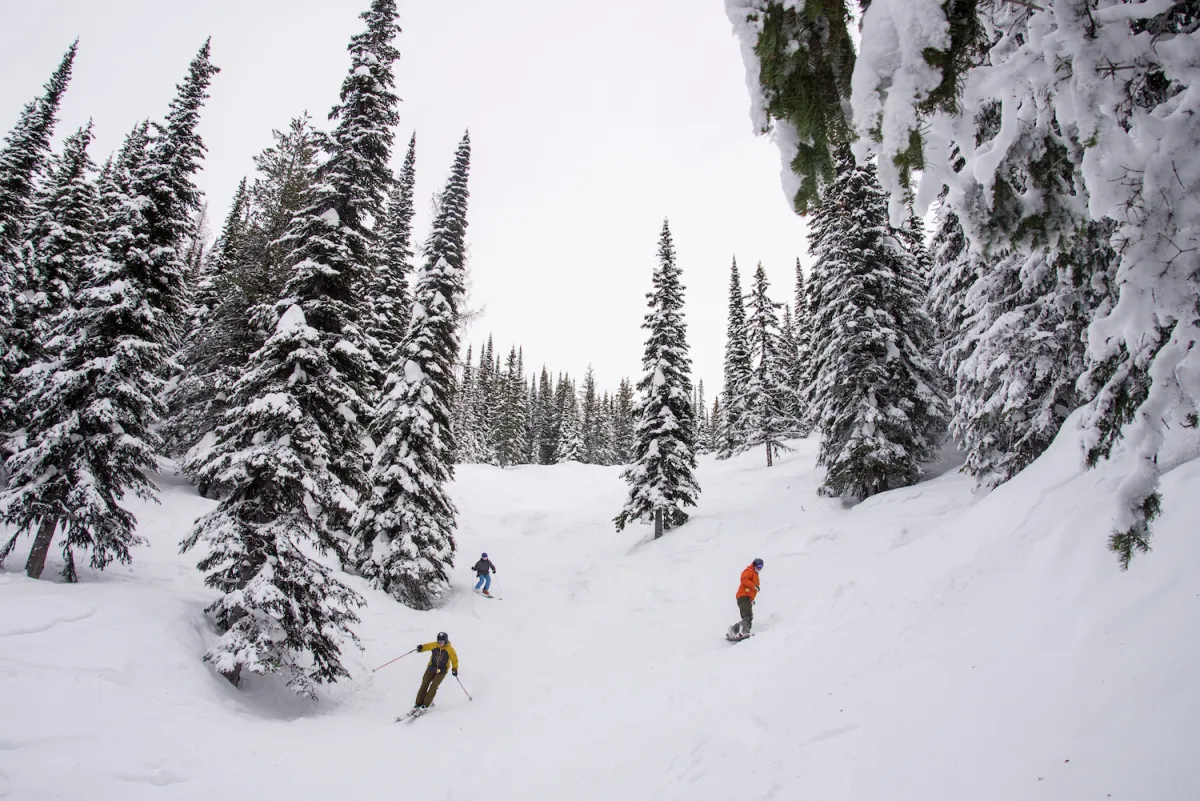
[[729, 558, 763, 640]]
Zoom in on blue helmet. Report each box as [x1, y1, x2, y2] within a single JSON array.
[[752, 558, 764, 570], [481, 552, 488, 558]]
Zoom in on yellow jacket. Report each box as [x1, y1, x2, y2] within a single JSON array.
[[418, 641, 459, 672]]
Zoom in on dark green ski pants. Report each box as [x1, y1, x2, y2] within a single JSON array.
[[737, 596, 753, 633], [415, 666, 447, 707]]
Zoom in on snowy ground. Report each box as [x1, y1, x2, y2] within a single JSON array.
[[2, 421, 1198, 801]]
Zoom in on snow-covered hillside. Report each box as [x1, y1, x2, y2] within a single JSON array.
[[2, 423, 1197, 801]]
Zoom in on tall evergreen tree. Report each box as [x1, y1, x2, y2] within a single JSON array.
[[718, 257, 752, 458], [494, 345, 528, 467], [791, 258, 813, 432], [808, 154, 948, 500], [612, 377, 636, 464], [3, 43, 218, 581], [537, 367, 557, 464], [12, 122, 98, 373], [162, 177, 249, 458], [615, 221, 700, 536], [779, 305, 803, 436], [693, 380, 709, 455], [353, 131, 471, 610], [742, 263, 794, 465], [369, 132, 416, 376], [555, 379, 585, 463], [181, 4, 399, 693], [0, 43, 77, 439], [581, 366, 602, 463]]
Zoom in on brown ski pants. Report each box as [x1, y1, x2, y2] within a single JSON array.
[[737, 595, 753, 634], [415, 666, 448, 707]]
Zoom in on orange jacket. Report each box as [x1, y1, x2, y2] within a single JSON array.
[[736, 565, 760, 600]]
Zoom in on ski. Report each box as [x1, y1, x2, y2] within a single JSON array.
[[397, 704, 435, 722]]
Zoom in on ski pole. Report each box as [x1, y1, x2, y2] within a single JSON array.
[[456, 675, 473, 701], [372, 648, 418, 672]]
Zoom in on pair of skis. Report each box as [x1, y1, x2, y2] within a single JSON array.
[[397, 705, 434, 722]]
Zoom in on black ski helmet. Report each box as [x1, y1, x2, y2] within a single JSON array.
[[436, 631, 448, 644], [752, 558, 764, 569], [481, 552, 488, 558]]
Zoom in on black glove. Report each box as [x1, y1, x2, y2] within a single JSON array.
[[452, 669, 458, 677], [416, 644, 424, 652]]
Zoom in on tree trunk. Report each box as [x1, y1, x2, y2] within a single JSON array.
[[766, 439, 773, 467], [654, 508, 663, 539], [25, 517, 59, 579]]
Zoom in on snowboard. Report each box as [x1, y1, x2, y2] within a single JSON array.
[[725, 626, 754, 643]]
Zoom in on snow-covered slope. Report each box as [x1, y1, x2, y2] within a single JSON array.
[[2, 423, 1197, 800]]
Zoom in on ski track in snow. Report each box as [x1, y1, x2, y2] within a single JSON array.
[[1, 427, 1198, 800]]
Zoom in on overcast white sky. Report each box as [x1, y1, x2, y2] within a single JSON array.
[[1, 0, 809, 396]]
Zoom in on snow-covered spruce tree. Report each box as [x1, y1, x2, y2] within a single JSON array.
[[708, 396, 724, 454], [733, 0, 1200, 566], [162, 177, 249, 458], [791, 259, 814, 433], [174, 117, 321, 488], [615, 220, 700, 536], [181, 4, 400, 692], [779, 305, 802, 437], [555, 379, 585, 463], [596, 393, 618, 466], [718, 257, 752, 458], [352, 131, 471, 610], [612, 377, 636, 464], [494, 345, 528, 467], [0, 42, 77, 440], [2, 44, 217, 581], [526, 374, 540, 464], [452, 343, 490, 464], [179, 304, 366, 695], [581, 366, 603, 463], [693, 380, 710, 455], [471, 336, 499, 464], [809, 153, 947, 500], [536, 367, 557, 463], [368, 132, 416, 378], [742, 262, 795, 466], [12, 122, 98, 374]]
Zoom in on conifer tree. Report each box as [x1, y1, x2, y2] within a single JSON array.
[[595, 392, 617, 466], [555, 379, 585, 463], [708, 396, 724, 454], [182, 4, 399, 692], [526, 374, 540, 464], [718, 258, 752, 458], [3, 44, 216, 581], [494, 345, 528, 467], [0, 43, 77, 438], [353, 131, 470, 610], [742, 263, 794, 465], [693, 380, 709, 455], [12, 122, 98, 373], [612, 377, 636, 464], [791, 258, 813, 432], [809, 153, 947, 499], [779, 305, 803, 436], [581, 366, 603, 463], [368, 132, 416, 376], [162, 177, 249, 458], [536, 367, 557, 464], [615, 221, 699, 536]]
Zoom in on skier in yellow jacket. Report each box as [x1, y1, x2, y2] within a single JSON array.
[[412, 631, 459, 711]]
